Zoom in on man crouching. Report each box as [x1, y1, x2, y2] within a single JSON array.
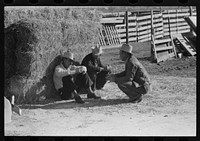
[[106, 44, 151, 103], [53, 50, 100, 104]]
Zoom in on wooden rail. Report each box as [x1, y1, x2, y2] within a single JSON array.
[[98, 7, 196, 47]]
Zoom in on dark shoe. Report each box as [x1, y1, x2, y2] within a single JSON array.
[[129, 96, 142, 103], [87, 93, 101, 99], [75, 96, 85, 104]]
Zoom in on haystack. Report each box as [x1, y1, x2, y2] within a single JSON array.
[[5, 19, 63, 103], [4, 8, 102, 104]]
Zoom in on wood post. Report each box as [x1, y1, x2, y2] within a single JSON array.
[[189, 6, 193, 16], [151, 10, 155, 60], [125, 11, 129, 44]]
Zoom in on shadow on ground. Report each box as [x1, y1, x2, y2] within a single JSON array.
[[20, 98, 129, 110]]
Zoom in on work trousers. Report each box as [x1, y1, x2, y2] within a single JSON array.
[[59, 73, 93, 100], [118, 81, 150, 100], [90, 70, 110, 90]]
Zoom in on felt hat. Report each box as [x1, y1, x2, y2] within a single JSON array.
[[120, 44, 133, 54], [91, 45, 103, 55], [62, 51, 74, 61]]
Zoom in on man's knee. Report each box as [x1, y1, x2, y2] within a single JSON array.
[[62, 75, 73, 82]]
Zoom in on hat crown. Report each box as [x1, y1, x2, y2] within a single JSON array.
[[120, 44, 133, 54], [91, 45, 103, 55], [62, 51, 74, 61]]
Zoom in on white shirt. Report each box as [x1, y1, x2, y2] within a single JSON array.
[[53, 63, 82, 90]]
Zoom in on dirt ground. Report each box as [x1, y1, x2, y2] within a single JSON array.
[[4, 48, 196, 136]]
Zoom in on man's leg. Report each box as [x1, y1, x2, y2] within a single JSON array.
[[75, 73, 101, 99], [117, 81, 147, 103], [96, 70, 109, 90], [62, 75, 84, 103]]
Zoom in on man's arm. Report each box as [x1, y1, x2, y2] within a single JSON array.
[[54, 65, 78, 77], [115, 62, 137, 83], [87, 60, 103, 72]]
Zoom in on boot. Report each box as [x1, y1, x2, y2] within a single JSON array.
[[86, 87, 101, 99], [73, 91, 85, 104], [74, 96, 85, 104], [129, 95, 142, 103], [87, 93, 101, 99]]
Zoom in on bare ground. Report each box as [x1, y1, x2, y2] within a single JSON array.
[[4, 48, 196, 136]]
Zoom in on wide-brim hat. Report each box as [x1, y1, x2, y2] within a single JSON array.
[[91, 46, 103, 55], [62, 51, 74, 61], [120, 44, 133, 54]]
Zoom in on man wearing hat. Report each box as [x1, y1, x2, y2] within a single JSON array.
[[81, 44, 111, 92], [53, 51, 98, 104], [106, 44, 151, 103]]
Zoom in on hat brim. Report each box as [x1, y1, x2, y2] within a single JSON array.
[[119, 48, 133, 54], [93, 50, 103, 55], [63, 57, 74, 61]]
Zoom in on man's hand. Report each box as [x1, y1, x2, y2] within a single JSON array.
[[79, 66, 87, 74], [106, 74, 116, 82], [103, 65, 112, 71]]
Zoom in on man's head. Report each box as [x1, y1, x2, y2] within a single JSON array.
[[62, 51, 74, 68], [119, 44, 133, 61], [91, 44, 103, 59]]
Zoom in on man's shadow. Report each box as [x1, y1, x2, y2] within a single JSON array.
[[20, 97, 129, 110]]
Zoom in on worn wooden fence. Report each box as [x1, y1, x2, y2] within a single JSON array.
[[98, 7, 196, 48]]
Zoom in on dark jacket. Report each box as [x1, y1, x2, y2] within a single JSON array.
[[115, 54, 151, 86], [81, 53, 105, 81]]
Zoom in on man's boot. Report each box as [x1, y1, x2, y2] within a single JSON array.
[[86, 87, 101, 99], [73, 91, 85, 104]]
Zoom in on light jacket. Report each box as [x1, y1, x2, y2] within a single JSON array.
[[53, 63, 81, 90]]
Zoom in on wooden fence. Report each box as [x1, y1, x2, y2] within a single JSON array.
[[98, 7, 196, 48]]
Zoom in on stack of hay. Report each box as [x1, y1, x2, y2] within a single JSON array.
[[4, 8, 102, 104]]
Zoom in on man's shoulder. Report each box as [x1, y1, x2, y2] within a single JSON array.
[[82, 53, 93, 61]]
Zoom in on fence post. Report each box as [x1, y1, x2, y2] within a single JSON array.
[[151, 10, 155, 60], [189, 6, 193, 16], [125, 11, 129, 44]]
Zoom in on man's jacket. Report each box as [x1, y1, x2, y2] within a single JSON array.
[[81, 53, 105, 82], [115, 55, 151, 86]]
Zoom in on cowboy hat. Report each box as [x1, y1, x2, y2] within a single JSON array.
[[91, 45, 103, 55], [62, 51, 74, 61], [120, 44, 133, 54]]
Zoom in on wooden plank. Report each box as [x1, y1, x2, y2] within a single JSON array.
[[177, 38, 196, 56], [138, 34, 151, 40], [100, 19, 123, 24], [164, 22, 187, 28], [99, 28, 106, 46], [177, 25, 190, 30], [119, 32, 137, 38], [156, 52, 175, 63], [156, 46, 173, 51], [111, 26, 119, 44], [115, 26, 122, 44], [163, 18, 185, 23], [154, 37, 171, 44], [116, 28, 137, 33], [153, 13, 162, 18], [106, 26, 114, 45], [107, 26, 114, 45], [138, 29, 151, 36], [128, 16, 137, 21], [177, 29, 190, 34], [138, 37, 151, 42], [120, 37, 136, 43], [177, 13, 190, 17], [115, 22, 136, 28], [137, 15, 151, 21], [103, 26, 111, 45], [151, 35, 158, 61]]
